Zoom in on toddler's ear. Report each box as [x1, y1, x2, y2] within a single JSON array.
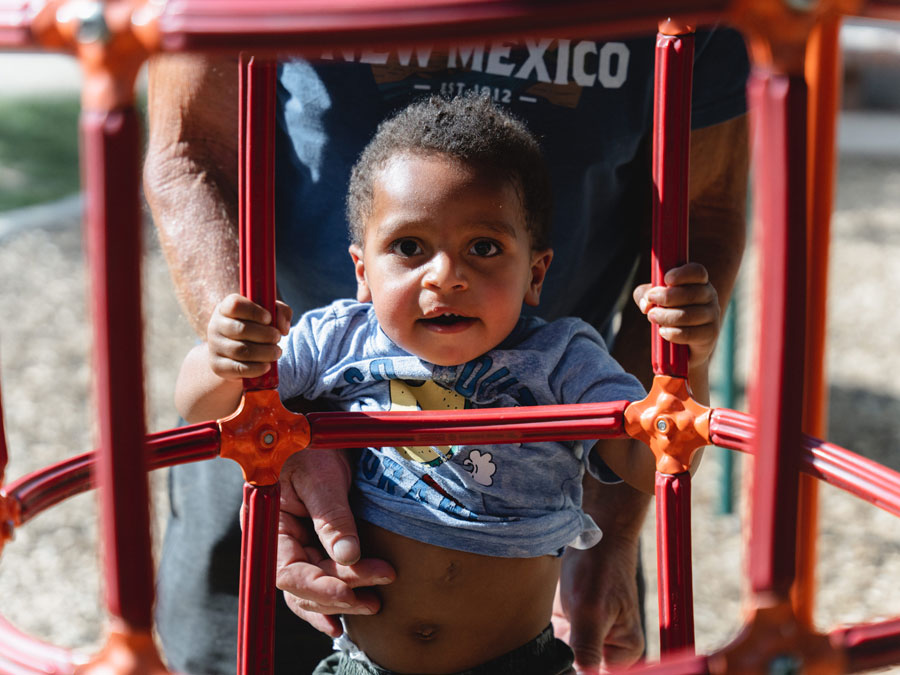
[[348, 244, 372, 303], [524, 249, 553, 307]]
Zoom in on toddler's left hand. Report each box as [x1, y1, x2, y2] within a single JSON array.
[[633, 262, 719, 368]]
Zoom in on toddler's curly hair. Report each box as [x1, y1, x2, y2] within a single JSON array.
[[346, 93, 552, 250]]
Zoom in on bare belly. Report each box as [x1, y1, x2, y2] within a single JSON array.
[[344, 521, 561, 674]]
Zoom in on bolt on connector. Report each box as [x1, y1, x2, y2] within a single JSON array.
[[768, 654, 802, 675]]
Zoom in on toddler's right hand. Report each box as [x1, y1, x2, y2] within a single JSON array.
[[207, 293, 292, 380]]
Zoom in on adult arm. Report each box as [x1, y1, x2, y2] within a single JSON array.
[[557, 114, 749, 671], [143, 54, 393, 629]]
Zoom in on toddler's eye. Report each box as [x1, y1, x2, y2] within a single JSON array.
[[391, 239, 423, 257], [469, 240, 501, 257]]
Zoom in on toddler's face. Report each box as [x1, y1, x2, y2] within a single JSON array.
[[349, 152, 552, 366]]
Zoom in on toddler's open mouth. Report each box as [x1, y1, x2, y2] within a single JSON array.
[[419, 313, 476, 329]]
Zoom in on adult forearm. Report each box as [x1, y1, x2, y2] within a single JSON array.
[[143, 54, 241, 336]]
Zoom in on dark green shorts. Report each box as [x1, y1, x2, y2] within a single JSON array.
[[311, 625, 575, 675]]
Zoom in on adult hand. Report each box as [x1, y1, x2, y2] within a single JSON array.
[[552, 534, 644, 673], [276, 448, 396, 637]]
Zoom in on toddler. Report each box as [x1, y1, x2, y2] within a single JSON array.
[[176, 95, 717, 675]]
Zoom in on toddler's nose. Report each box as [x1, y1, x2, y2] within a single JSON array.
[[423, 252, 467, 291]]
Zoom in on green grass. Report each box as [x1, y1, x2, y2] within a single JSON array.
[[0, 95, 82, 212]]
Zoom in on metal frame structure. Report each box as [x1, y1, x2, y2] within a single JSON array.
[[1, 0, 900, 673]]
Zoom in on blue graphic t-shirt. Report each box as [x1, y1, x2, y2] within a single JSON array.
[[277, 300, 647, 558]]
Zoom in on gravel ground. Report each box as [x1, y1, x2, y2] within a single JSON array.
[[0, 152, 898, 672]]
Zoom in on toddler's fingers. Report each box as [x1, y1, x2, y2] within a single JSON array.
[[657, 323, 718, 349], [209, 356, 272, 380], [212, 315, 284, 345], [662, 262, 709, 287], [646, 282, 717, 310], [217, 292, 275, 324], [632, 283, 653, 314], [275, 300, 293, 334], [212, 337, 282, 364], [647, 303, 719, 329]]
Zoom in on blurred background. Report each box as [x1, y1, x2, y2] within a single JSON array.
[[0, 17, 898, 668]]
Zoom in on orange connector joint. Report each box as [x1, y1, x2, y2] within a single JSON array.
[[218, 389, 311, 486], [624, 374, 710, 474]]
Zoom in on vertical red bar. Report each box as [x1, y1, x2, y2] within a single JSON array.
[[793, 16, 842, 627], [236, 53, 281, 675], [656, 472, 695, 653], [81, 108, 155, 629], [239, 53, 279, 391], [0, 377, 7, 482], [746, 68, 808, 597], [651, 28, 694, 378], [237, 483, 280, 675]]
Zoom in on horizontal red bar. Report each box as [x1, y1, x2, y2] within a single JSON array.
[[156, 0, 729, 52], [307, 401, 629, 449]]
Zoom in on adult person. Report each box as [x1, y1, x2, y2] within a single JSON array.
[[144, 26, 749, 675]]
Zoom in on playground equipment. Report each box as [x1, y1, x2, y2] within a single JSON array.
[[1, 0, 900, 673]]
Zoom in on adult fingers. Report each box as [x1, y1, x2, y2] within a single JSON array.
[[275, 527, 392, 615], [283, 592, 343, 638], [282, 449, 362, 565]]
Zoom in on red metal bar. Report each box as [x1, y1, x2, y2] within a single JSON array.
[[794, 15, 843, 628], [0, 1, 33, 48], [307, 401, 629, 448], [237, 482, 280, 675], [239, 53, 279, 391], [0, 615, 80, 675], [0, 375, 7, 482], [627, 650, 709, 674], [710, 408, 900, 519], [655, 472, 695, 653], [745, 67, 808, 598], [3, 423, 219, 525], [3, 402, 625, 526], [651, 26, 693, 378], [832, 617, 900, 672], [81, 106, 155, 631], [155, 0, 730, 53]]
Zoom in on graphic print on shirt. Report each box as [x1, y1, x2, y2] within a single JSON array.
[[320, 38, 631, 109], [388, 379, 465, 465], [388, 379, 497, 487]]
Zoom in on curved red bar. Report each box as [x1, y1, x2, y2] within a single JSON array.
[[710, 408, 900, 518], [3, 423, 220, 526], [0, 614, 81, 674], [832, 617, 900, 672]]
